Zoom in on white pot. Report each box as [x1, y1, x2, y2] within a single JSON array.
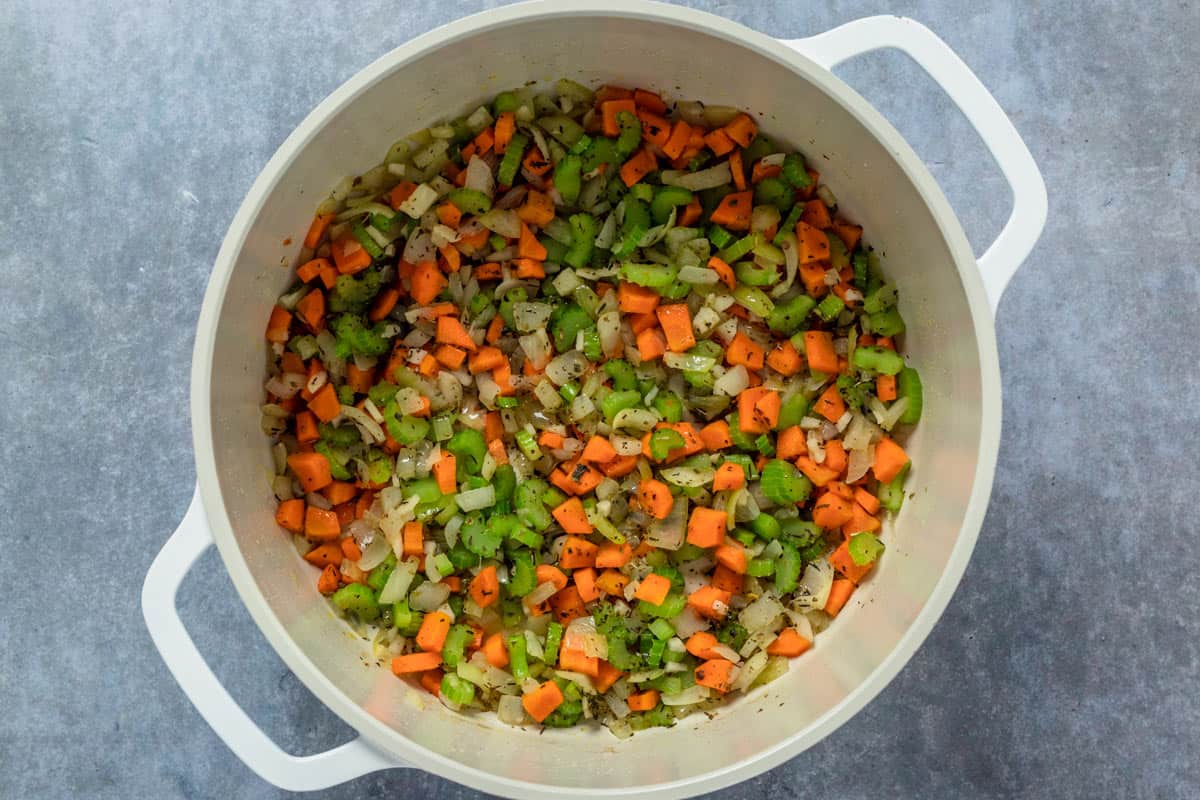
[[142, 3, 1045, 797]]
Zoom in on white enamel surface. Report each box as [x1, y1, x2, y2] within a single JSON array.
[[167, 2, 1040, 796]]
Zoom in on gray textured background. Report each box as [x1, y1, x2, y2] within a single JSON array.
[[2, 0, 1197, 797]]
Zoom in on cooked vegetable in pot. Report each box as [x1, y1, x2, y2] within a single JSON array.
[[261, 81, 920, 737]]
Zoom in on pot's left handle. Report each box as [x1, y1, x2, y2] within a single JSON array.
[[142, 485, 407, 791]]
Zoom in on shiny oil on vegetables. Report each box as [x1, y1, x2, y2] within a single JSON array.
[[261, 81, 921, 735]]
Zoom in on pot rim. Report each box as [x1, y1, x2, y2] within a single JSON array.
[[190, 1, 1001, 796]]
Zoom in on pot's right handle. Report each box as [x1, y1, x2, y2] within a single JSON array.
[[781, 16, 1048, 313], [141, 486, 406, 790]]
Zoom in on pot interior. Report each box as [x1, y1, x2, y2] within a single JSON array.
[[201, 7, 988, 793]]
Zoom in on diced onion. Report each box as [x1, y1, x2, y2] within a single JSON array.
[[479, 208, 522, 239], [660, 162, 732, 191], [378, 557, 419, 604], [513, 301, 553, 333], [497, 695, 527, 725], [730, 650, 769, 694], [661, 685, 714, 706], [464, 155, 495, 197], [455, 485, 495, 512], [397, 183, 439, 218], [611, 407, 660, 433], [409, 578, 451, 611], [714, 364, 750, 397], [740, 595, 784, 633]]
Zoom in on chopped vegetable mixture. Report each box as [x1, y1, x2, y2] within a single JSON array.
[[261, 81, 921, 737]]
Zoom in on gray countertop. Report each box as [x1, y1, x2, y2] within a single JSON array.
[[2, 0, 1197, 797]]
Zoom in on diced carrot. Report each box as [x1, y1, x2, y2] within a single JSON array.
[[271, 498, 306, 539], [486, 438, 508, 465], [480, 632, 509, 669], [736, 386, 781, 434], [322, 480, 357, 507], [823, 439, 847, 477], [293, 410, 319, 444], [678, 196, 703, 227], [726, 331, 765, 370], [410, 261, 447, 305], [517, 223, 547, 261], [804, 331, 839, 375], [775, 426, 807, 461], [694, 658, 736, 693], [522, 147, 553, 177], [873, 437, 910, 483], [388, 180, 418, 211], [549, 460, 603, 496], [340, 537, 363, 562], [493, 111, 516, 154], [627, 689, 660, 712], [767, 627, 813, 657], [618, 281, 661, 314], [536, 430, 565, 451], [591, 660, 623, 693], [627, 311, 657, 334], [636, 109, 671, 147], [632, 88, 666, 113], [416, 611, 452, 653], [391, 651, 443, 675], [316, 564, 340, 594], [634, 573, 672, 606], [855, 486, 881, 515], [401, 521, 424, 557], [795, 455, 839, 488], [655, 304, 695, 352], [876, 374, 898, 402], [434, 315, 476, 352], [367, 286, 401, 322], [709, 190, 753, 231], [416, 352, 439, 378], [830, 539, 875, 584], [825, 578, 855, 616], [573, 567, 601, 603], [620, 146, 658, 187], [303, 213, 335, 249], [813, 489, 855, 529], [429, 344, 464, 371], [536, 564, 569, 592], [303, 541, 343, 568], [723, 113, 758, 147], [599, 454, 639, 478], [287, 452, 333, 492], [661, 119, 692, 160], [559, 534, 598, 568], [601, 98, 637, 137], [635, 327, 667, 361], [699, 420, 733, 450], [686, 507, 728, 549], [553, 500, 595, 537], [468, 346, 505, 374], [703, 128, 736, 156], [711, 563, 743, 593], [830, 220, 863, 252], [707, 256, 736, 291], [595, 569, 630, 598], [438, 244, 461, 274], [795, 220, 831, 263], [685, 632, 722, 660], [265, 305, 292, 343], [751, 159, 782, 184], [800, 198, 832, 229], [548, 585, 588, 625], [798, 260, 830, 298], [522, 680, 565, 723], [514, 188, 555, 226], [466, 564, 500, 609], [436, 201, 463, 229], [297, 257, 330, 284], [766, 340, 803, 376], [513, 258, 545, 279], [330, 235, 373, 275], [712, 462, 746, 492], [431, 452, 457, 495], [714, 541, 748, 574], [595, 542, 633, 569], [580, 436, 618, 464], [304, 506, 340, 541], [728, 150, 747, 191]]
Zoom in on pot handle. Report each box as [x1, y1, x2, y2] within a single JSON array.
[[141, 485, 406, 790], [781, 16, 1047, 312]]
